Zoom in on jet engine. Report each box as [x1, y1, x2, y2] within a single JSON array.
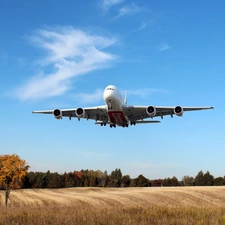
[[76, 108, 85, 118], [174, 106, 183, 116], [146, 106, 156, 117], [54, 109, 62, 119]]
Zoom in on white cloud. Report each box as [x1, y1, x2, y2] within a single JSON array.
[[77, 89, 103, 104], [115, 3, 141, 19], [14, 27, 117, 101], [138, 22, 147, 31], [99, 0, 124, 11], [160, 43, 171, 51]]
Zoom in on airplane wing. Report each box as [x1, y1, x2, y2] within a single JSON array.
[[123, 106, 214, 121], [32, 105, 108, 122]]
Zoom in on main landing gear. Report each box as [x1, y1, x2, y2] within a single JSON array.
[[100, 123, 107, 126], [130, 122, 136, 126], [110, 124, 116, 128]]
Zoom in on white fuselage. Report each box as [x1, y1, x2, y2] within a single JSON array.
[[103, 85, 128, 126]]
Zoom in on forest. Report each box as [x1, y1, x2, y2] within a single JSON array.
[[21, 169, 225, 189]]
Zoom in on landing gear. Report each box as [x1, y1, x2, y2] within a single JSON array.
[[108, 100, 112, 110], [122, 124, 129, 128], [130, 122, 136, 126], [110, 124, 116, 128], [100, 122, 107, 126]]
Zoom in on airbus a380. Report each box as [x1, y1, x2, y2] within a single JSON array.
[[32, 85, 214, 128]]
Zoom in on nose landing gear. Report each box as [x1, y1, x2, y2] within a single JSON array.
[[108, 100, 112, 110]]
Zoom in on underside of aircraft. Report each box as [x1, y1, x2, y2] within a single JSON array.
[[32, 85, 214, 128]]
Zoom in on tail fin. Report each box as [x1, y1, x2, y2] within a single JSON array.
[[124, 90, 128, 106]]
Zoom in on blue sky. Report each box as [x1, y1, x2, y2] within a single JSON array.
[[0, 0, 224, 180]]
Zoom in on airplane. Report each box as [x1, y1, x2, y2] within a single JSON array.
[[32, 85, 214, 128]]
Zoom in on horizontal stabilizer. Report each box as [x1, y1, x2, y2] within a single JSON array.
[[135, 120, 161, 124]]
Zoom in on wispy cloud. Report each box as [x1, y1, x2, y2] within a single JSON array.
[[99, 0, 124, 11], [159, 43, 171, 51], [138, 22, 147, 31], [129, 88, 168, 98], [13, 27, 118, 101], [77, 89, 103, 104], [114, 3, 141, 19]]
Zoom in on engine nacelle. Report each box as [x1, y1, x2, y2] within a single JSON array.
[[53, 109, 62, 119], [76, 108, 85, 118], [174, 106, 183, 116], [146, 106, 156, 117]]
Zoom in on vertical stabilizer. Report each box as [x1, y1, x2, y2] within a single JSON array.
[[124, 90, 128, 106]]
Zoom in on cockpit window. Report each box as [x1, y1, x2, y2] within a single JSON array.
[[106, 88, 114, 91]]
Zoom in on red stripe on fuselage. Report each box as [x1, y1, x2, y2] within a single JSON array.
[[108, 111, 127, 125]]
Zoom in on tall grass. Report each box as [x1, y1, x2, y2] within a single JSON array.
[[1, 205, 225, 225]]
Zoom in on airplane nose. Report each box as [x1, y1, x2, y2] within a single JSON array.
[[104, 90, 110, 102], [104, 90, 115, 103]]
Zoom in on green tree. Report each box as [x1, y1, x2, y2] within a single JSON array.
[[136, 175, 149, 187], [162, 177, 178, 186], [34, 172, 47, 188], [111, 168, 122, 179], [130, 178, 137, 187], [0, 154, 29, 207], [203, 171, 214, 186], [63, 172, 76, 188], [46, 171, 62, 188], [214, 177, 225, 186], [120, 175, 131, 187], [24, 172, 36, 188], [194, 170, 205, 186]]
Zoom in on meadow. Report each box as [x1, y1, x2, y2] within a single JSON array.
[[1, 187, 225, 224]]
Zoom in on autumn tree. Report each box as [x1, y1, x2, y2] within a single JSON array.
[[182, 176, 194, 186], [0, 154, 29, 207], [97, 170, 107, 187]]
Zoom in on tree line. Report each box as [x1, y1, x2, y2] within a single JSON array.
[[1, 154, 225, 207], [1, 154, 224, 191], [21, 169, 225, 189]]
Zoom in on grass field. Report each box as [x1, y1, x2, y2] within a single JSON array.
[[1, 187, 225, 224]]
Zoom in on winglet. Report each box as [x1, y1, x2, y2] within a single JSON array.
[[124, 90, 128, 106]]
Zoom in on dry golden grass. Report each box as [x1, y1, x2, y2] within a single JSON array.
[[1, 187, 225, 224]]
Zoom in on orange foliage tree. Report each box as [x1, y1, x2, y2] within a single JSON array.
[[0, 154, 29, 207]]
